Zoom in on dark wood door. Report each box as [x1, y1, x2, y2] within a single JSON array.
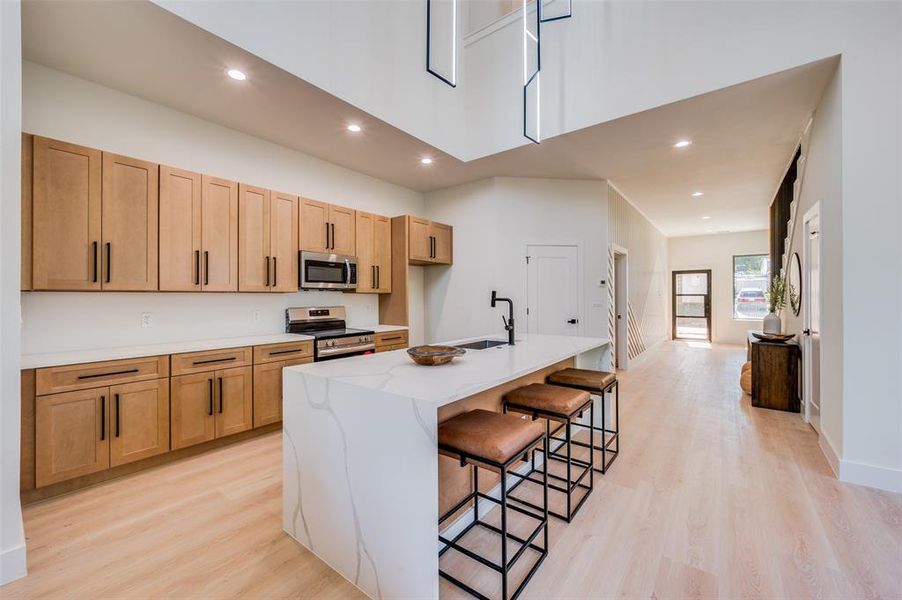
[[672, 270, 712, 341]]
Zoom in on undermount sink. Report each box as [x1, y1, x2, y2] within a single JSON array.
[[455, 339, 508, 350]]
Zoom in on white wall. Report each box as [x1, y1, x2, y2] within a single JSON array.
[[21, 63, 428, 353], [423, 177, 610, 344], [0, 0, 27, 586], [668, 230, 768, 345]]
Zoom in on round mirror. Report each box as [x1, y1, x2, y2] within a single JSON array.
[[788, 252, 802, 316]]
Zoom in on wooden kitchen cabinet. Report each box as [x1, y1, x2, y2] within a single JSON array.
[[406, 216, 453, 265], [35, 388, 109, 487], [215, 366, 253, 438], [170, 371, 216, 450], [21, 133, 33, 290], [101, 152, 159, 291], [200, 175, 239, 292], [299, 197, 356, 255], [109, 379, 170, 467], [159, 166, 202, 291], [355, 211, 392, 293], [253, 357, 312, 428], [238, 185, 298, 292], [32, 136, 103, 291]]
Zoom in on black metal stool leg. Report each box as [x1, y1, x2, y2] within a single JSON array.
[[500, 465, 508, 600]]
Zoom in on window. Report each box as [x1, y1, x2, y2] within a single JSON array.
[[733, 254, 770, 319]]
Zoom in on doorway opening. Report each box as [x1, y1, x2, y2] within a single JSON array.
[[526, 245, 580, 336], [612, 248, 629, 369], [672, 270, 712, 341], [802, 203, 821, 432]]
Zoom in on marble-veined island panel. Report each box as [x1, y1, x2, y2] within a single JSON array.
[[283, 333, 610, 599]]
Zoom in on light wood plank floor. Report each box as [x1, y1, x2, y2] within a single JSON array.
[[4, 341, 901, 599]]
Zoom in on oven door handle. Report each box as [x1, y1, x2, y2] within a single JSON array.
[[317, 343, 376, 358]]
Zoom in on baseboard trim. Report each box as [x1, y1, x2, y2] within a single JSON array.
[[839, 458, 902, 493], [0, 542, 27, 585], [818, 431, 840, 477]]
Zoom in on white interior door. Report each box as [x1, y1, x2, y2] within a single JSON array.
[[803, 208, 821, 431], [526, 245, 579, 336]]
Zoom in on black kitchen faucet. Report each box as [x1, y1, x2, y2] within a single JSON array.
[[491, 290, 515, 346]]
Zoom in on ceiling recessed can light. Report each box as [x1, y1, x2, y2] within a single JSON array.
[[347, 124, 362, 133], [420, 157, 433, 165], [702, 215, 711, 220], [673, 140, 692, 148], [692, 191, 704, 197], [227, 69, 247, 81]]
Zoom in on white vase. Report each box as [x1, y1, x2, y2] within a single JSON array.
[[763, 312, 782, 334]]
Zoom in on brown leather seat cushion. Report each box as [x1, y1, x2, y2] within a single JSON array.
[[438, 409, 545, 464], [505, 383, 591, 417], [547, 368, 617, 392]]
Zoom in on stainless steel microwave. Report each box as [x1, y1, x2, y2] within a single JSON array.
[[299, 251, 358, 290]]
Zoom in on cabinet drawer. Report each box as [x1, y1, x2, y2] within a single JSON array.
[[171, 347, 252, 376], [375, 330, 408, 348], [253, 341, 314, 364], [36, 355, 168, 396], [376, 343, 408, 353]]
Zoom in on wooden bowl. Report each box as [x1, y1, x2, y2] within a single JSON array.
[[406, 345, 466, 366], [752, 332, 796, 343]]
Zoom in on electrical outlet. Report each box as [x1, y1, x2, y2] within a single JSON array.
[[141, 312, 153, 328], [253, 310, 261, 321]]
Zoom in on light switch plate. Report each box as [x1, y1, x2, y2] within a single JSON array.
[[141, 312, 153, 328]]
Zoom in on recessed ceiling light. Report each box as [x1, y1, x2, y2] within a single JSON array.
[[692, 191, 704, 197], [347, 124, 362, 133], [673, 140, 692, 148], [702, 215, 711, 220], [227, 69, 247, 81], [420, 157, 433, 165]]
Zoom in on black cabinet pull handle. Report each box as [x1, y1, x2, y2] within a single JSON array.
[[273, 257, 277, 287], [195, 250, 200, 285], [269, 348, 306, 356], [92, 241, 98, 283], [115, 393, 121, 438], [106, 242, 112, 283], [325, 222, 330, 250], [376, 265, 380, 289], [192, 356, 237, 366], [382, 335, 403, 342], [208, 378, 213, 415], [78, 368, 139, 380], [371, 265, 376, 289], [331, 223, 335, 250], [218, 377, 224, 413], [266, 256, 271, 287], [100, 395, 106, 441], [204, 251, 209, 285]]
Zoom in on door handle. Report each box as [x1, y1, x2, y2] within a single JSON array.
[[803, 329, 811, 335], [218, 377, 224, 414], [204, 251, 209, 286], [100, 395, 106, 441], [273, 257, 277, 287], [567, 318, 579, 324], [195, 250, 200, 285], [115, 393, 121, 438], [376, 265, 380, 289], [331, 223, 335, 250], [92, 241, 99, 283], [372, 265, 376, 289], [266, 256, 271, 287], [208, 378, 213, 416], [106, 242, 111, 283], [325, 222, 330, 250]]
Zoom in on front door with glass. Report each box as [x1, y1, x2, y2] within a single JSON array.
[[672, 270, 712, 341]]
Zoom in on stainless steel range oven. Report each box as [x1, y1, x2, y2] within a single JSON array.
[[299, 251, 357, 290], [286, 306, 375, 361]]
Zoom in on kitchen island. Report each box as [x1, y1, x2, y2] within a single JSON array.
[[282, 333, 610, 599]]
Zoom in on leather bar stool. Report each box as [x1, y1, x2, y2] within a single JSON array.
[[503, 383, 594, 522], [438, 409, 549, 600], [546, 368, 620, 473]]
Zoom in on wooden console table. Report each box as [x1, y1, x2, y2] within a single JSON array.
[[747, 332, 801, 412]]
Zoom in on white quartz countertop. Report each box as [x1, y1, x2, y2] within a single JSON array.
[[285, 333, 609, 407], [21, 333, 315, 369]]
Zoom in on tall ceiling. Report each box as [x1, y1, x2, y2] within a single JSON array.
[[21, 0, 836, 237]]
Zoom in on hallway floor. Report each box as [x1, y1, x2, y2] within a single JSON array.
[[4, 342, 900, 599]]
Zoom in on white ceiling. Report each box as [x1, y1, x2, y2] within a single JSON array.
[[21, 0, 836, 237]]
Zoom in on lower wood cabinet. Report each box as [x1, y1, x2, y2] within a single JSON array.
[[171, 366, 252, 450], [253, 357, 312, 428], [374, 330, 409, 353], [35, 378, 169, 487]]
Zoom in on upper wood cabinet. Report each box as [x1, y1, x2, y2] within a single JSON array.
[[238, 185, 298, 292], [355, 211, 392, 293], [32, 137, 102, 291], [32, 138, 160, 291], [159, 166, 202, 291], [299, 198, 356, 256], [21, 134, 33, 290], [406, 216, 453, 266], [201, 176, 239, 292], [101, 153, 159, 291]]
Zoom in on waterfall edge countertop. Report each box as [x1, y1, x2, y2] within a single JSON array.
[[284, 332, 609, 407]]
